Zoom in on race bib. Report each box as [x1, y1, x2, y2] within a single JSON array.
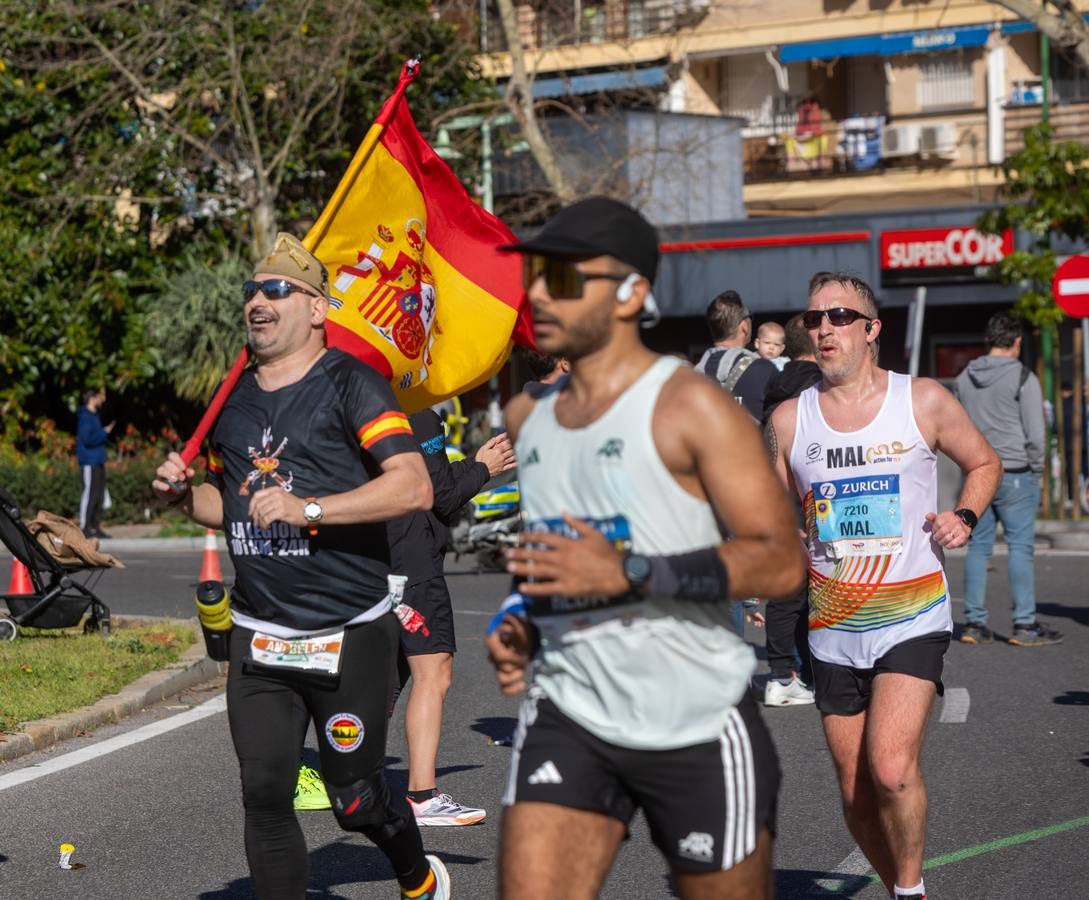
[[521, 515, 640, 621], [249, 629, 345, 675], [812, 474, 903, 558]]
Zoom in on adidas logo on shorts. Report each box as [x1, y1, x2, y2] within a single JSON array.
[[527, 760, 563, 785], [677, 832, 714, 863]]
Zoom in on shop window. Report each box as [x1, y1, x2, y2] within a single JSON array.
[[917, 57, 975, 109]]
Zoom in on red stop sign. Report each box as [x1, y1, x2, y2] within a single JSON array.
[[1052, 255, 1089, 317]]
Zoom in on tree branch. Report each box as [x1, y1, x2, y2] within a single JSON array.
[[495, 0, 575, 203], [989, 0, 1089, 70]]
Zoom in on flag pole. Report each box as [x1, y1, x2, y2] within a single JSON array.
[[174, 57, 421, 467], [304, 58, 421, 252]]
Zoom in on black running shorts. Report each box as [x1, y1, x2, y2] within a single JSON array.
[[399, 576, 456, 656], [503, 693, 779, 873], [811, 630, 951, 716]]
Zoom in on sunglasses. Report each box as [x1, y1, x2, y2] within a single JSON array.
[[523, 256, 628, 299], [242, 279, 320, 303], [802, 307, 874, 329]]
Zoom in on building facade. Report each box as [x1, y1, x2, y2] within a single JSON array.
[[448, 0, 1088, 382]]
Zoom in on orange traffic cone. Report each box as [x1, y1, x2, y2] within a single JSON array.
[[7, 559, 33, 595], [199, 529, 223, 582]]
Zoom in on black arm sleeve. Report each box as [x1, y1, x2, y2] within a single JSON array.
[[409, 410, 490, 520]]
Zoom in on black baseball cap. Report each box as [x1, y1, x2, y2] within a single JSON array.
[[500, 196, 660, 284]]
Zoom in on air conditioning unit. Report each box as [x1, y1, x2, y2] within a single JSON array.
[[880, 124, 920, 158], [918, 122, 958, 157]]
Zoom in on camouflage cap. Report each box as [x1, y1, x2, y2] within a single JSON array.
[[254, 232, 329, 298]]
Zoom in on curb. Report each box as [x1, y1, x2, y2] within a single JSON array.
[[0, 622, 222, 764]]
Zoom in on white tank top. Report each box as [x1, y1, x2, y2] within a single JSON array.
[[516, 356, 755, 750], [788, 372, 951, 668]]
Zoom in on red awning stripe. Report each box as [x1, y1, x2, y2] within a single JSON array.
[[660, 231, 871, 254]]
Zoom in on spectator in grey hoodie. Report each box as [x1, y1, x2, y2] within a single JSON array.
[[953, 312, 1062, 647]]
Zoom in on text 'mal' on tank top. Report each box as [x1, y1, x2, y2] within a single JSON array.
[[516, 356, 755, 750], [789, 371, 951, 669]]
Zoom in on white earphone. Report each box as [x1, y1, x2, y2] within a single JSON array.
[[616, 272, 640, 302], [614, 272, 660, 328]]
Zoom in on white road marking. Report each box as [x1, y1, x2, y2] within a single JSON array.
[[815, 845, 872, 892], [453, 609, 491, 616], [940, 687, 970, 723], [0, 694, 226, 793]]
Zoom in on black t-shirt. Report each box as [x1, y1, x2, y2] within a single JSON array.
[[205, 349, 418, 631], [387, 410, 490, 586], [733, 357, 778, 421]]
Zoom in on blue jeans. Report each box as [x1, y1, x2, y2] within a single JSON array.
[[963, 472, 1040, 627]]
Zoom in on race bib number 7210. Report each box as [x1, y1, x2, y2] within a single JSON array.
[[812, 474, 903, 558]]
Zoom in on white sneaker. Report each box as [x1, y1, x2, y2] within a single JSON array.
[[764, 676, 815, 707], [424, 854, 450, 899], [409, 792, 486, 826]]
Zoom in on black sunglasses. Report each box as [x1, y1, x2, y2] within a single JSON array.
[[242, 279, 320, 303], [523, 256, 627, 300], [802, 307, 874, 329]]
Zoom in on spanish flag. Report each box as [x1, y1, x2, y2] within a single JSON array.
[[304, 59, 533, 413], [176, 61, 530, 467]]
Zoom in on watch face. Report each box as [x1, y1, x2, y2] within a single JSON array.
[[303, 501, 322, 522], [955, 508, 977, 529], [625, 554, 652, 584]]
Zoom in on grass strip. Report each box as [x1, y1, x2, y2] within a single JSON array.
[[0, 620, 196, 733]]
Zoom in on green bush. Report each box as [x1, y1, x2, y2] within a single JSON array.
[[0, 419, 203, 523]]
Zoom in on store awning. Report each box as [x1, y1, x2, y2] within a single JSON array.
[[530, 66, 668, 99], [779, 24, 992, 63]]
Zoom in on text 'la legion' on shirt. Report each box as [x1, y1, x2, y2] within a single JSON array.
[[516, 356, 755, 752], [788, 371, 952, 669], [206, 348, 418, 636]]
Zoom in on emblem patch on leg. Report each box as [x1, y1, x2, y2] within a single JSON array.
[[325, 713, 364, 753]]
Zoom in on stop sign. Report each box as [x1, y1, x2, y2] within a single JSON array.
[[1052, 254, 1089, 317]]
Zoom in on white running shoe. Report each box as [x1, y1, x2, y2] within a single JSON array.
[[409, 792, 486, 826], [424, 854, 450, 899], [764, 676, 815, 707]]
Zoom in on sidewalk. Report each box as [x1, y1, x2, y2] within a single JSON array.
[[0, 522, 229, 556], [0, 622, 220, 764]]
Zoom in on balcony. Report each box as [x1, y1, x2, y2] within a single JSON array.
[[481, 0, 708, 53], [1003, 99, 1089, 156], [742, 111, 989, 184]]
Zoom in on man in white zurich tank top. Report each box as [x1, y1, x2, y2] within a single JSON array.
[[767, 272, 1001, 900], [485, 197, 806, 900]]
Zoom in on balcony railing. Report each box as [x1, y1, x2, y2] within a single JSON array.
[[482, 0, 706, 53], [1004, 100, 1089, 155], [741, 113, 990, 183]]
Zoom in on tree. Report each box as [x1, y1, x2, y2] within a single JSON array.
[[0, 1, 487, 430], [988, 1, 1089, 70], [977, 122, 1089, 515], [977, 124, 1089, 329]]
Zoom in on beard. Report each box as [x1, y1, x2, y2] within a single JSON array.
[[540, 301, 613, 361]]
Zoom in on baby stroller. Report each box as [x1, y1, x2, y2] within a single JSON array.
[[0, 484, 113, 640]]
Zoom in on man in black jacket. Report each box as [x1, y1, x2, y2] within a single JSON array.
[[393, 411, 515, 825], [761, 313, 821, 706]]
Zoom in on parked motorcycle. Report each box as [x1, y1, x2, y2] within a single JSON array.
[[446, 445, 520, 572]]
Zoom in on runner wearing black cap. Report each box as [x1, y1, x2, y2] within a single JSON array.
[[485, 197, 806, 899]]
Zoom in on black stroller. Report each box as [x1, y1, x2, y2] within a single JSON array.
[[0, 485, 112, 640]]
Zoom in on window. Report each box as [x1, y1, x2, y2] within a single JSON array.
[[720, 55, 807, 133], [917, 57, 975, 109]]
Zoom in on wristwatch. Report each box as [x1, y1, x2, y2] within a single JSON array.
[[953, 508, 978, 531], [302, 497, 324, 536], [622, 553, 653, 593]]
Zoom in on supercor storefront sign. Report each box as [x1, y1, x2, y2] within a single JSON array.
[[880, 226, 1013, 286]]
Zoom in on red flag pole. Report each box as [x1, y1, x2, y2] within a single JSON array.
[[179, 346, 251, 466]]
